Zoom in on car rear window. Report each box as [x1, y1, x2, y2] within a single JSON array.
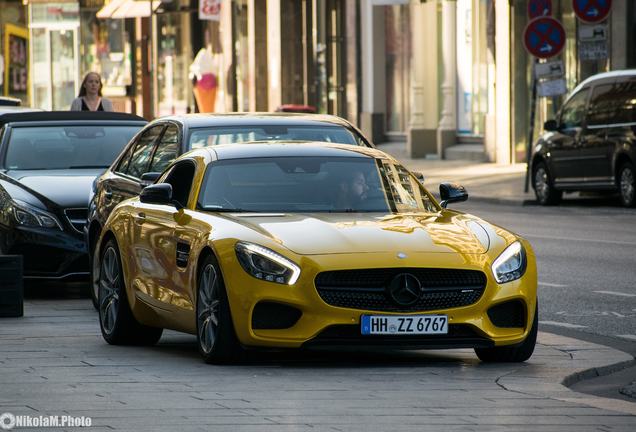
[[5, 124, 141, 170], [188, 125, 364, 149]]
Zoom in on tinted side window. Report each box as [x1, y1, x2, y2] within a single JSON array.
[[124, 125, 164, 178], [149, 124, 179, 173], [163, 161, 195, 208], [560, 89, 589, 129], [587, 81, 636, 126]]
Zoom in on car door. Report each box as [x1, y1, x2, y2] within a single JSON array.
[[107, 124, 166, 212], [549, 88, 590, 185], [579, 82, 622, 186], [130, 160, 197, 313]]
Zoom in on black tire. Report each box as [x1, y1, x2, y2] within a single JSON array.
[[532, 162, 562, 205], [618, 162, 636, 208], [475, 304, 538, 363], [90, 248, 100, 310], [196, 254, 243, 364], [98, 238, 163, 345]]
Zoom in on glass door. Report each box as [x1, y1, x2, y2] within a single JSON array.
[[51, 29, 78, 110]]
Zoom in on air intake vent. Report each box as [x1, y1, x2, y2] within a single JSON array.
[[487, 300, 526, 328], [252, 302, 302, 330]]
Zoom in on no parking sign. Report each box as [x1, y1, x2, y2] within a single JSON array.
[[523, 17, 566, 59], [573, 0, 612, 23]]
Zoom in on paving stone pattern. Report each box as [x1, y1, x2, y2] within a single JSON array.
[[1, 299, 635, 432]]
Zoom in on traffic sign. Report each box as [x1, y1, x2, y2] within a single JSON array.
[[528, 0, 552, 19], [523, 17, 566, 59], [573, 0, 612, 23]]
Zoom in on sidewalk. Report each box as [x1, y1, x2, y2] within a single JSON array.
[[0, 299, 635, 431], [377, 142, 534, 205]]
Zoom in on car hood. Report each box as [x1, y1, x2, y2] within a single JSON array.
[[4, 169, 104, 208], [228, 212, 490, 255]]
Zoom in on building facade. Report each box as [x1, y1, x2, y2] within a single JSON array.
[[10, 0, 636, 164]]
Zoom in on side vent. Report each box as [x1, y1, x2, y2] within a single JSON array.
[[176, 242, 191, 268]]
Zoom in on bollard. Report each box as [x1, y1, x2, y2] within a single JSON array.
[[0, 255, 24, 317]]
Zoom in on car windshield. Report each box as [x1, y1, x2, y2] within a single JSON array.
[[188, 125, 365, 149], [4, 125, 141, 170], [198, 156, 438, 213]]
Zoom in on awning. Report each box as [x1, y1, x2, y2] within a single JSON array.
[[96, 0, 126, 19], [96, 0, 161, 19]]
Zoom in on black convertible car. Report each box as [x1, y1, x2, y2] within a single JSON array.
[[0, 112, 146, 281]]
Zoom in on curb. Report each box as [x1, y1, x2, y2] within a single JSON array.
[[562, 358, 636, 388]]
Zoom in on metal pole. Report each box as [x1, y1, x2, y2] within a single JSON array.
[[524, 58, 539, 193]]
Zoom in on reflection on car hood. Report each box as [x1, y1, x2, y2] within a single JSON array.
[[229, 212, 490, 255], [6, 169, 104, 208]]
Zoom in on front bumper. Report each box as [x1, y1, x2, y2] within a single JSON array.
[[221, 247, 538, 350], [3, 225, 88, 280]]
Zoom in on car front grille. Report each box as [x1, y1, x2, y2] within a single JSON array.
[[64, 208, 88, 234], [315, 268, 487, 312]]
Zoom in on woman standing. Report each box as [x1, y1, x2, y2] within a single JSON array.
[[70, 72, 114, 111]]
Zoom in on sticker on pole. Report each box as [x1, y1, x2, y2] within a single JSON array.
[[528, 0, 552, 19], [524, 17, 566, 59], [573, 0, 612, 23]]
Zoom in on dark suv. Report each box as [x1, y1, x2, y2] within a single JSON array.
[[531, 70, 636, 207]]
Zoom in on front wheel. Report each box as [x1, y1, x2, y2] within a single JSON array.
[[98, 238, 163, 345], [475, 304, 538, 363], [533, 162, 562, 205], [196, 254, 243, 364], [618, 162, 636, 207]]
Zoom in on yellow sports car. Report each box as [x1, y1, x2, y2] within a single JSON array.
[[96, 143, 537, 363]]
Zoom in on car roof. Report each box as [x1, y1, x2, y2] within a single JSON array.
[[570, 69, 636, 95], [155, 112, 355, 129], [189, 142, 391, 161], [0, 111, 147, 127]]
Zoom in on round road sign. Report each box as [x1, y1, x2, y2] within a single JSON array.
[[523, 17, 566, 59], [573, 0, 612, 23], [528, 0, 552, 19]]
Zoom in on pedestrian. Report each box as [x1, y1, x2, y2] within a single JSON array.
[[70, 72, 113, 111]]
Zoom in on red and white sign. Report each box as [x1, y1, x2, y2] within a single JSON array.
[[199, 0, 221, 21]]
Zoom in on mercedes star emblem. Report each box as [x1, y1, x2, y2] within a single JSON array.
[[387, 273, 422, 306]]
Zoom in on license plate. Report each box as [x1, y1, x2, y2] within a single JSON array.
[[361, 315, 448, 335]]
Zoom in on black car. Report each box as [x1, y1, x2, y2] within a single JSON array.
[[0, 112, 147, 281], [86, 112, 374, 306], [531, 70, 636, 207]]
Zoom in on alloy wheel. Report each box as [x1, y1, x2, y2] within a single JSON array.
[[99, 246, 121, 335], [620, 166, 635, 206], [534, 167, 550, 202], [197, 264, 220, 354]]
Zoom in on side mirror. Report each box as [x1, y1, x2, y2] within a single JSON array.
[[544, 119, 558, 132], [439, 183, 468, 208], [414, 172, 425, 184], [140, 183, 173, 206], [140, 172, 161, 187]]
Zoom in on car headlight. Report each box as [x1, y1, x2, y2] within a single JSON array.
[[491, 241, 526, 283], [235, 241, 301, 285], [10, 199, 62, 230]]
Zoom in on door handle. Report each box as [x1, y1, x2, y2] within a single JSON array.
[[134, 212, 146, 225]]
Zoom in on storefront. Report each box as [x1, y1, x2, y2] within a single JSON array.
[[81, 0, 134, 112], [1, 0, 29, 103]]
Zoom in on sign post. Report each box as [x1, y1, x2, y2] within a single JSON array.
[[523, 16, 566, 192]]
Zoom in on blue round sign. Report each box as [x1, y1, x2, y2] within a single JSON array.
[[573, 0, 612, 23], [524, 17, 566, 59], [528, 0, 552, 19]]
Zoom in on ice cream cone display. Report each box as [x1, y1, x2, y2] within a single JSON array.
[[189, 48, 219, 113]]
